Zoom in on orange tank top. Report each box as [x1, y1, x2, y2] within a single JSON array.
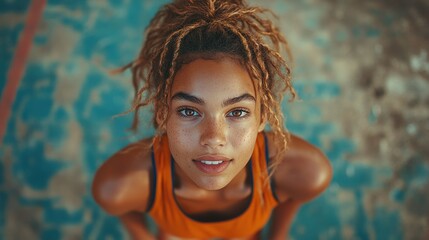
[[147, 132, 278, 239]]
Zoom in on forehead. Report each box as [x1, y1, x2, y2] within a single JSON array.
[[171, 57, 256, 98]]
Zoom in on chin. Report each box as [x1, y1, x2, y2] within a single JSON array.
[[196, 177, 231, 191]]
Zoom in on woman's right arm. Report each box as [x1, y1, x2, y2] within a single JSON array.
[[92, 139, 156, 239]]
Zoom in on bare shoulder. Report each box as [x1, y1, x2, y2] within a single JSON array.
[[92, 137, 154, 215], [265, 132, 333, 203]]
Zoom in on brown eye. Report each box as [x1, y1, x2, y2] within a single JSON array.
[[178, 108, 200, 117], [227, 109, 249, 118]]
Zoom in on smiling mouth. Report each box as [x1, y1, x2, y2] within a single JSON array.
[[192, 157, 232, 174]]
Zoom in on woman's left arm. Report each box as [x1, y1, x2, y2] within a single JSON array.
[[266, 133, 333, 240], [268, 199, 302, 240]]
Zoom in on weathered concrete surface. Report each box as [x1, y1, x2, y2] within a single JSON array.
[[1, 0, 428, 239]]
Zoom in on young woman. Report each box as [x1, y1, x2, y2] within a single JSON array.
[[92, 0, 332, 239]]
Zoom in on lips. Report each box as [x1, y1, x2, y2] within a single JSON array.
[[193, 155, 232, 174]]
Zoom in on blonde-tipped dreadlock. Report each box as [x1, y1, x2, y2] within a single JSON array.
[[118, 0, 296, 174]]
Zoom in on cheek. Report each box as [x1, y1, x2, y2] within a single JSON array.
[[228, 124, 258, 148], [166, 121, 196, 155]]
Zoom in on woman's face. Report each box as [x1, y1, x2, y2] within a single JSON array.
[[165, 57, 265, 191]]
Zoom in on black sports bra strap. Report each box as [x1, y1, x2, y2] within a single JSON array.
[[146, 148, 157, 212], [262, 132, 279, 202]]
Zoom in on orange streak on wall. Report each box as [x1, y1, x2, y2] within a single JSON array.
[[0, 0, 46, 143]]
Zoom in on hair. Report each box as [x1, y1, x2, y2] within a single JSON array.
[[116, 0, 296, 175]]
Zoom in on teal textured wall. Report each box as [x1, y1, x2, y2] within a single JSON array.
[[1, 0, 428, 239]]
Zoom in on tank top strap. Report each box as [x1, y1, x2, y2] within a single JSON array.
[[148, 135, 175, 214], [252, 132, 279, 204], [145, 147, 157, 212]]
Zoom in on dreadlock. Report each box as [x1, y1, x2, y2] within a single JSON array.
[[116, 0, 297, 175]]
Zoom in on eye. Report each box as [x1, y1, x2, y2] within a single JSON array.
[[226, 109, 249, 118], [178, 107, 200, 118]]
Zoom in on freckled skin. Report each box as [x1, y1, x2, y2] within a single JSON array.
[[166, 57, 265, 191]]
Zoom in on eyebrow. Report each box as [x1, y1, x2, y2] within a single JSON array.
[[171, 92, 256, 107]]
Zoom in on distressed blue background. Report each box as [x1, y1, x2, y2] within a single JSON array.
[[1, 0, 428, 239]]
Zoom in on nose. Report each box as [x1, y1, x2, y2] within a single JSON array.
[[199, 117, 227, 148]]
